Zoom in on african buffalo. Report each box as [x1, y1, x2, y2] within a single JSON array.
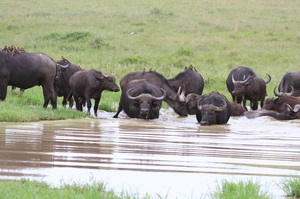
[[244, 104, 299, 120], [168, 65, 204, 96], [186, 93, 202, 115], [276, 71, 300, 97], [0, 46, 69, 109], [113, 79, 166, 119], [117, 70, 188, 116], [196, 91, 231, 125], [231, 71, 271, 110], [230, 102, 246, 116], [263, 93, 300, 113], [226, 66, 256, 103], [68, 69, 120, 116], [54, 58, 81, 108]]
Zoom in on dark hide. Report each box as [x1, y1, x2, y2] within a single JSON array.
[[68, 69, 120, 116], [118, 70, 188, 116], [168, 66, 204, 96], [230, 102, 246, 116], [0, 48, 69, 109], [277, 71, 300, 97], [54, 58, 81, 108], [263, 96, 300, 113], [113, 79, 166, 119], [226, 66, 256, 103], [196, 91, 231, 125], [186, 93, 202, 115], [232, 74, 271, 110], [244, 104, 299, 120]]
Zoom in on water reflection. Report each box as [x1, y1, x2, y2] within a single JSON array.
[[0, 110, 300, 198]]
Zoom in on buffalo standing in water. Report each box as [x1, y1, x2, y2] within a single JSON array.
[[168, 65, 204, 96], [116, 70, 188, 116], [276, 71, 300, 97], [54, 58, 81, 108], [113, 79, 166, 119], [0, 46, 69, 109], [68, 69, 120, 116], [227, 66, 271, 110], [196, 92, 231, 125]]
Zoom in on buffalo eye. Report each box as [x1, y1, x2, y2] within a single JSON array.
[[133, 101, 140, 107], [152, 103, 159, 109]]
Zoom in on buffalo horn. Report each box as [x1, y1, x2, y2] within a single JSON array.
[[232, 74, 250, 84], [177, 86, 186, 102], [273, 86, 294, 97], [284, 103, 295, 113], [151, 88, 166, 101], [57, 57, 70, 69], [264, 73, 271, 84], [197, 98, 227, 112], [215, 98, 228, 112], [126, 88, 166, 101]]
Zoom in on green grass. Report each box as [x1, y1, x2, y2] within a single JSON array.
[[212, 179, 272, 199], [279, 176, 300, 198], [0, 179, 152, 199], [0, 0, 300, 121]]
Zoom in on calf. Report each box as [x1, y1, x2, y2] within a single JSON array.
[[68, 69, 120, 116]]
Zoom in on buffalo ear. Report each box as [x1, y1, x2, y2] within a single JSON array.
[[95, 75, 105, 81]]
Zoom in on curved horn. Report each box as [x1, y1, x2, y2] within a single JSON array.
[[232, 74, 250, 84], [231, 74, 236, 84], [293, 104, 300, 112], [273, 86, 282, 97], [197, 98, 204, 110], [287, 86, 294, 96], [177, 86, 182, 95], [151, 88, 166, 101], [215, 98, 228, 112], [284, 103, 294, 113], [127, 88, 166, 101], [126, 88, 140, 100], [264, 73, 271, 84], [57, 61, 69, 69], [273, 86, 294, 97]]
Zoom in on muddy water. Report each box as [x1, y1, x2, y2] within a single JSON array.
[[0, 109, 300, 198]]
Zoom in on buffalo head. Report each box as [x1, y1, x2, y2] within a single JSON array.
[[126, 88, 166, 119], [273, 86, 294, 97]]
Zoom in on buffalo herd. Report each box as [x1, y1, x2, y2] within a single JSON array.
[[1, 46, 300, 125]]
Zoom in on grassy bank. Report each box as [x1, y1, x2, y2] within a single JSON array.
[[0, 179, 149, 199], [0, 0, 299, 121], [2, 176, 300, 199]]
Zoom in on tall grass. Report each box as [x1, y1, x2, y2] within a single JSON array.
[[212, 179, 272, 199], [0, 0, 299, 120], [279, 176, 300, 198], [0, 179, 152, 199]]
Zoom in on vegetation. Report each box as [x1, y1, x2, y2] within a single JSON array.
[[0, 0, 299, 121], [212, 179, 272, 199], [0, 179, 152, 199], [6, 177, 300, 199], [279, 176, 300, 198]]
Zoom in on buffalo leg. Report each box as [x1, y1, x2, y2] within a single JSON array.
[[0, 84, 8, 101], [74, 96, 82, 111], [113, 103, 123, 118], [94, 97, 101, 117], [251, 101, 258, 110], [42, 83, 57, 109], [86, 97, 92, 115], [242, 97, 248, 111]]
